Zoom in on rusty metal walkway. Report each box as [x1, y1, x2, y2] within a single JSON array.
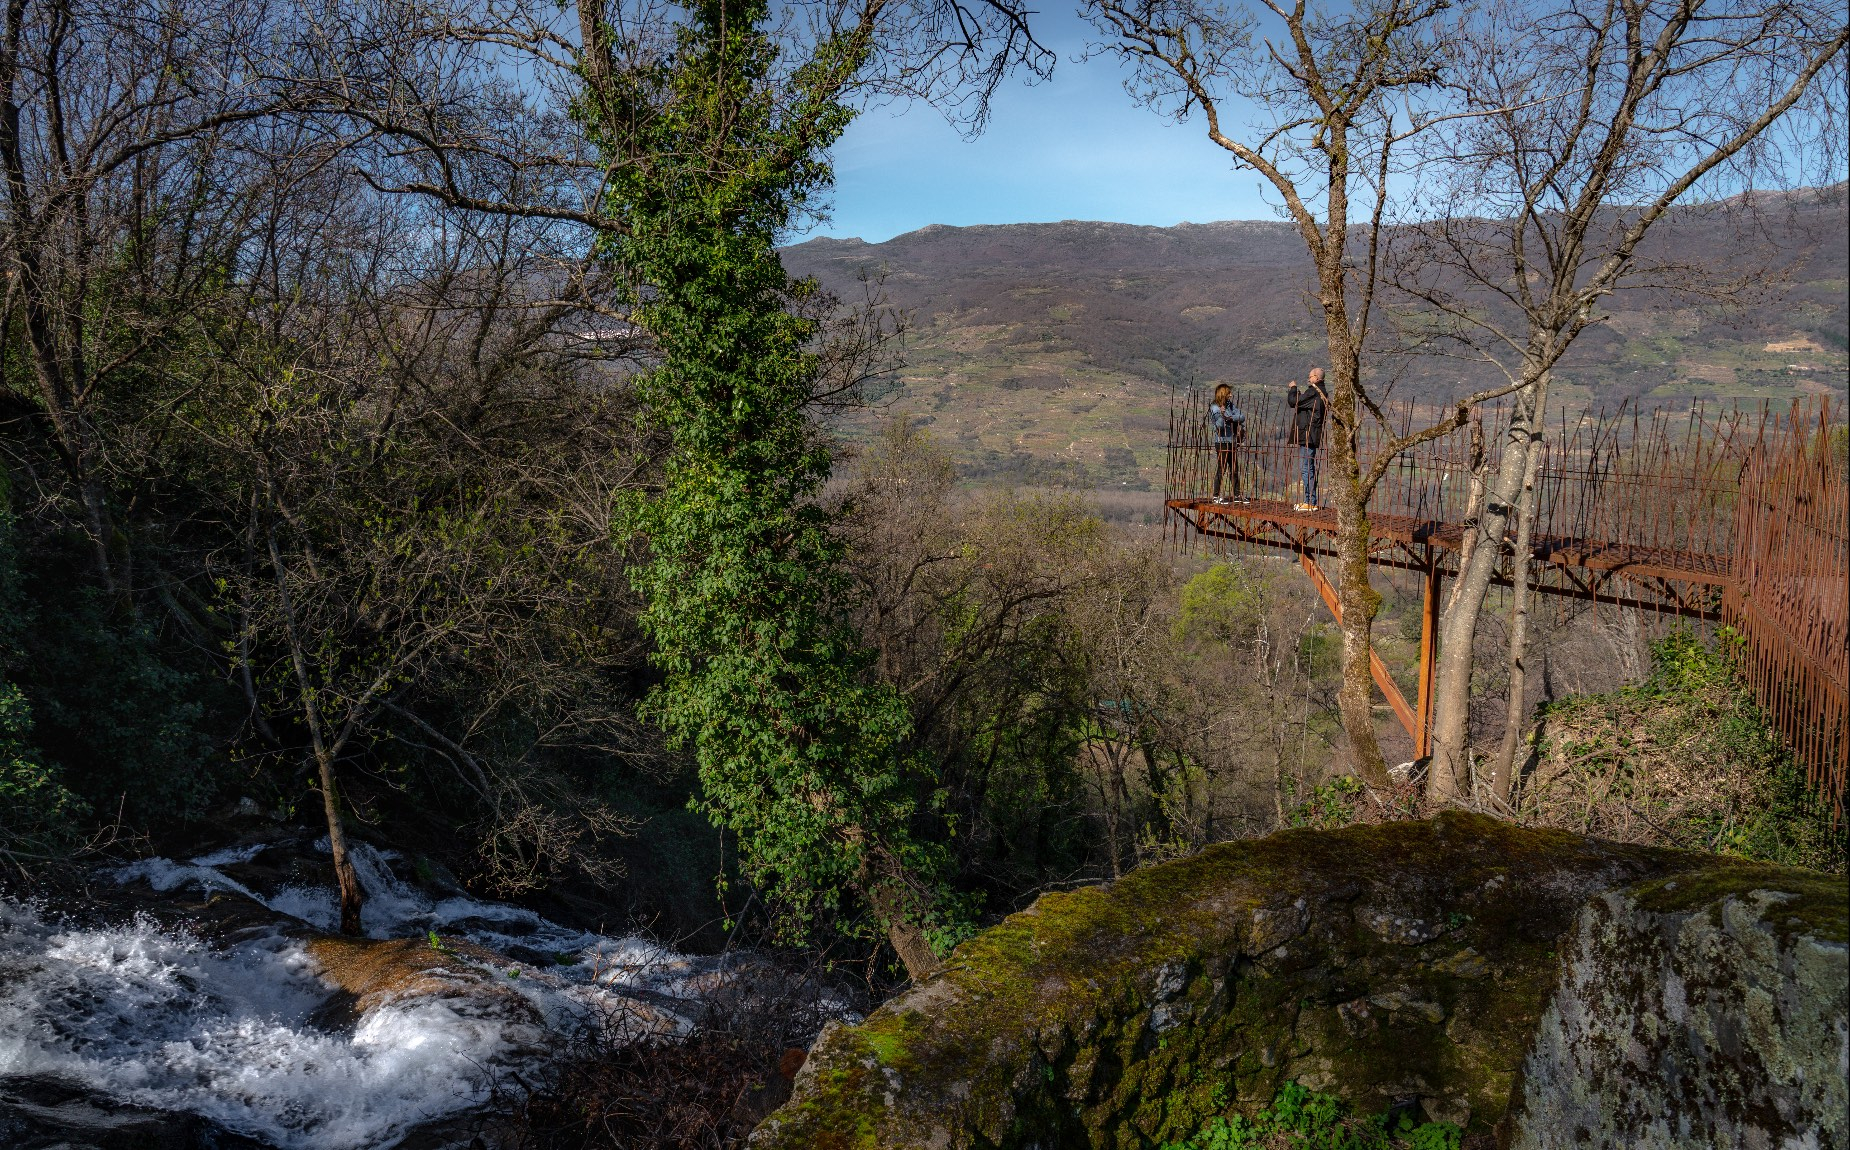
[[1168, 497, 1732, 612], [1164, 388, 1847, 811]]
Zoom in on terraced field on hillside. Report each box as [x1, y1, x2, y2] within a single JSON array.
[[786, 196, 1849, 490]]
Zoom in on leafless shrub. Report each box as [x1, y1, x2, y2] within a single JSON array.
[[835, 418, 1356, 891], [1512, 688, 1763, 851], [484, 958, 858, 1150]]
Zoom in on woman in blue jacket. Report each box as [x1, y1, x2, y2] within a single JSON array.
[[1209, 383, 1246, 504]]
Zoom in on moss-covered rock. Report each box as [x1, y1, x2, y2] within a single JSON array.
[[751, 813, 1846, 1149], [1508, 861, 1847, 1148]]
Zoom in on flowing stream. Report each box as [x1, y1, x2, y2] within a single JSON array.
[[0, 840, 724, 1149]]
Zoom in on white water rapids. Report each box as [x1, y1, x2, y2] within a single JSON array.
[[0, 841, 724, 1149]]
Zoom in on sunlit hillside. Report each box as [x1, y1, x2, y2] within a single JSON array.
[[786, 191, 1849, 489]]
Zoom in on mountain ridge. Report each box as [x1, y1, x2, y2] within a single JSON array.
[[782, 196, 1848, 489]]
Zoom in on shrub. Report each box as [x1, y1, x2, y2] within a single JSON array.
[[1518, 629, 1845, 873], [8, 574, 227, 826], [1161, 1081, 1461, 1150], [0, 681, 88, 861], [0, 509, 228, 830]]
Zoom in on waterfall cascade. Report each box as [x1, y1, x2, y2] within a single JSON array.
[[0, 839, 729, 1149]]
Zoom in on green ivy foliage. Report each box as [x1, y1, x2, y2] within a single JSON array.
[[1285, 775, 1368, 830], [1161, 1081, 1461, 1150], [584, 0, 961, 954]]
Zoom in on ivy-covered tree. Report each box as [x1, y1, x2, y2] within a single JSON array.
[[583, 0, 982, 978]]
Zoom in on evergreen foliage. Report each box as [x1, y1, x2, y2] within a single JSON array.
[[0, 514, 87, 859], [0, 683, 87, 860], [587, 0, 961, 965], [12, 580, 223, 824]]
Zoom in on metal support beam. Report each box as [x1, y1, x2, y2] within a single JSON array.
[[1416, 552, 1440, 760], [1296, 550, 1421, 744], [1175, 501, 1724, 620]]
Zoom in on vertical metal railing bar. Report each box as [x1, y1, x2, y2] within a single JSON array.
[[1722, 397, 1847, 817]]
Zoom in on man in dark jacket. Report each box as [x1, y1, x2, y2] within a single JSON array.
[[1286, 368, 1327, 510]]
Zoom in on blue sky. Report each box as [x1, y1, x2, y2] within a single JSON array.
[[811, 10, 1275, 241]]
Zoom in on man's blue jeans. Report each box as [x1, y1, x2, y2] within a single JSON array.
[[1299, 445, 1320, 506]]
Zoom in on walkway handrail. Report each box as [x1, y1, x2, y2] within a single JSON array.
[[1164, 387, 1847, 816]]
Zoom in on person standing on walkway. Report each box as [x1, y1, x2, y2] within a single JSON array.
[[1209, 383, 1246, 503], [1287, 368, 1327, 511]]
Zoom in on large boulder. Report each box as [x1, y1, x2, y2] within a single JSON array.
[[1509, 866, 1846, 1148], [751, 813, 1847, 1149]]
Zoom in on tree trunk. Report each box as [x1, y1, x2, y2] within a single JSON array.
[[270, 527, 366, 936], [1301, 152, 1390, 789], [1491, 415, 1547, 801], [1427, 366, 1552, 803], [866, 875, 940, 983], [1332, 459, 1390, 788], [885, 916, 940, 984], [315, 748, 367, 936], [1324, 336, 1390, 789], [1444, 417, 1488, 619]]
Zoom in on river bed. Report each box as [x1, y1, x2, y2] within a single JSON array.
[[0, 839, 737, 1149]]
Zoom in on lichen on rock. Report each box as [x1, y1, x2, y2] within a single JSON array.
[[753, 812, 1841, 1149], [1507, 862, 1848, 1149]]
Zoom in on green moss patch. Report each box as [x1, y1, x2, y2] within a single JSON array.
[[754, 814, 1841, 1150]]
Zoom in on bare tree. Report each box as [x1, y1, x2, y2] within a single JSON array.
[[1083, 0, 1523, 785], [1400, 0, 1848, 803], [287, 0, 1054, 249], [129, 112, 657, 931], [284, 0, 1058, 975], [834, 420, 1107, 892], [0, 0, 348, 600], [1490, 423, 1547, 790], [837, 421, 1343, 890], [0, 0, 681, 922]]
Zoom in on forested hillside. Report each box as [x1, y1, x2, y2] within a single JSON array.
[[784, 195, 1849, 487]]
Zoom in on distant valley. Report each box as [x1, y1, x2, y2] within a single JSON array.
[[784, 194, 1849, 491]]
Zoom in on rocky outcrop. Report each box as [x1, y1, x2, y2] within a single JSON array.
[[0, 1076, 271, 1150], [1509, 865, 1847, 1149], [751, 813, 1847, 1150], [302, 935, 551, 1035]]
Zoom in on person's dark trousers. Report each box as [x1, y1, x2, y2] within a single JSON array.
[[1213, 443, 1239, 498], [1299, 445, 1320, 506]]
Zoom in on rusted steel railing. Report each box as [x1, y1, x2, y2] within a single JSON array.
[[1165, 385, 1848, 815], [1725, 407, 1848, 816]]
